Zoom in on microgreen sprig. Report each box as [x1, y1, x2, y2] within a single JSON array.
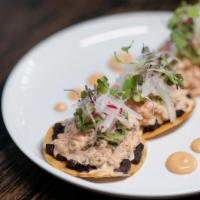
[[114, 43, 184, 102], [168, 1, 200, 64]]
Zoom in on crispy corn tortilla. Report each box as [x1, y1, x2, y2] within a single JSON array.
[[143, 97, 196, 140], [43, 127, 146, 178]]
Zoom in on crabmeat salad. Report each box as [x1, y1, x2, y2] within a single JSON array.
[[44, 77, 145, 177], [114, 44, 195, 136], [162, 2, 200, 95]]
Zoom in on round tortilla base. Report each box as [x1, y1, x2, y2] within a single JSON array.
[[43, 128, 147, 178], [143, 98, 196, 140]]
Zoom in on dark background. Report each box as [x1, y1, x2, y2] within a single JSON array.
[[0, 0, 199, 199]]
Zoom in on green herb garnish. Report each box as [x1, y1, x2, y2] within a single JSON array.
[[73, 76, 132, 148], [74, 106, 95, 131], [168, 1, 200, 64], [97, 76, 109, 95], [114, 41, 134, 64], [97, 122, 129, 147], [74, 76, 123, 137], [121, 40, 134, 54], [121, 75, 144, 101], [114, 43, 184, 102]]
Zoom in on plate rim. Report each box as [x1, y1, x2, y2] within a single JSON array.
[[2, 11, 200, 198]]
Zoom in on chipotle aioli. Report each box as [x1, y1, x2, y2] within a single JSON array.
[[191, 138, 200, 153], [54, 102, 67, 112], [166, 151, 197, 174], [87, 73, 104, 86], [68, 88, 81, 101], [108, 52, 133, 74]]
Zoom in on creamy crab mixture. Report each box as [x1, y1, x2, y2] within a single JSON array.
[[127, 88, 193, 127], [51, 119, 141, 175], [112, 43, 194, 129], [177, 59, 200, 96], [164, 2, 200, 96], [47, 76, 145, 176], [159, 41, 200, 96]]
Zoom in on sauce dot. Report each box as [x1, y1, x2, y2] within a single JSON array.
[[191, 138, 200, 153], [108, 52, 133, 74], [54, 102, 67, 112], [166, 151, 197, 175], [87, 73, 104, 86], [68, 88, 81, 101]]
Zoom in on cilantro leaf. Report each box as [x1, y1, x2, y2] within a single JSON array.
[[109, 88, 118, 96], [97, 76, 109, 95], [121, 40, 134, 53], [121, 75, 143, 101]]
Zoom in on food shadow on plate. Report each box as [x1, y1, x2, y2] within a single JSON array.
[[86, 176, 126, 183]]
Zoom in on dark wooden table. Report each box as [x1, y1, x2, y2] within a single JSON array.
[[0, 0, 199, 199]]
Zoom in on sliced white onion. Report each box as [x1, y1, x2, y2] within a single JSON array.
[[115, 46, 177, 122], [141, 73, 157, 97], [116, 116, 132, 128], [155, 78, 176, 121], [140, 72, 176, 121], [111, 98, 143, 120], [85, 104, 97, 129], [94, 94, 142, 131], [99, 115, 116, 132], [115, 64, 134, 90]]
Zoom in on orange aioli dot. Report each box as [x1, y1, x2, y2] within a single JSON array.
[[166, 151, 197, 175], [108, 52, 133, 74], [191, 138, 200, 153], [54, 102, 67, 112], [68, 88, 81, 101], [87, 73, 104, 86]]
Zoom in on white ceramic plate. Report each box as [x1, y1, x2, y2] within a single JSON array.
[[2, 12, 200, 198]]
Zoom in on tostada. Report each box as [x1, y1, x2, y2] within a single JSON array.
[[43, 77, 146, 178], [161, 2, 200, 96], [114, 44, 195, 140]]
